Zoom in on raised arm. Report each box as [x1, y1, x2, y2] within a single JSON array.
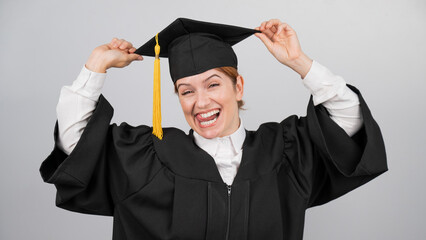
[[255, 19, 362, 136], [57, 39, 142, 154]]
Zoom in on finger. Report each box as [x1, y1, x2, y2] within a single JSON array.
[[280, 23, 297, 38], [270, 22, 293, 37], [110, 39, 121, 48], [127, 53, 143, 61], [260, 21, 267, 31], [255, 32, 273, 51], [265, 19, 282, 29], [128, 47, 137, 53], [262, 28, 275, 39], [275, 23, 284, 36], [261, 19, 282, 36], [119, 40, 133, 50], [283, 23, 295, 34], [109, 37, 119, 48], [113, 39, 124, 49], [119, 41, 128, 50]]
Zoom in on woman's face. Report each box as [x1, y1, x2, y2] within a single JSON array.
[[176, 68, 244, 139]]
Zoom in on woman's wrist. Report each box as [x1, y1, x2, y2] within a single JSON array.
[[85, 52, 109, 73], [287, 53, 313, 79]]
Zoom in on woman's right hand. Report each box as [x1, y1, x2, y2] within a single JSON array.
[[85, 38, 143, 73]]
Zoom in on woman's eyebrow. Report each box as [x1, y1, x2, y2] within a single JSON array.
[[203, 74, 222, 83], [176, 83, 190, 90]]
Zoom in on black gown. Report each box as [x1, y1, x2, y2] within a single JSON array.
[[40, 85, 387, 240]]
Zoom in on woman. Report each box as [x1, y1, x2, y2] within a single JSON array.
[[40, 18, 387, 240]]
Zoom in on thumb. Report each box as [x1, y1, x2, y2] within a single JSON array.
[[255, 32, 273, 52], [127, 53, 143, 62]]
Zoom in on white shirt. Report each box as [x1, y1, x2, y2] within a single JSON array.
[[193, 120, 246, 185], [56, 60, 363, 185]]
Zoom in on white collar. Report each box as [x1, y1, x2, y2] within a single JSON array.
[[193, 119, 246, 157]]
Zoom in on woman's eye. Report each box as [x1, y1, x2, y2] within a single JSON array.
[[209, 83, 220, 88], [181, 90, 192, 96]]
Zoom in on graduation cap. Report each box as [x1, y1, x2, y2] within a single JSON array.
[[135, 18, 259, 140]]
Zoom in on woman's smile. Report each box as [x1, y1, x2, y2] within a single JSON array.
[[195, 109, 220, 127]]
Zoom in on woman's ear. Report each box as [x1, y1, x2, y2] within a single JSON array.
[[235, 75, 244, 101]]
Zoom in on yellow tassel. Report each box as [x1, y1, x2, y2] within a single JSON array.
[[152, 33, 163, 139]]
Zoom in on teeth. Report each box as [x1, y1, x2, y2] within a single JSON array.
[[200, 117, 218, 126], [200, 109, 219, 118]]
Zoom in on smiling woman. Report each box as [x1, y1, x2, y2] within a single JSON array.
[[40, 18, 387, 240], [176, 68, 243, 139]]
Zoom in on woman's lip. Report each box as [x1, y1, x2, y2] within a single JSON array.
[[195, 109, 220, 121], [195, 109, 220, 128], [198, 116, 218, 128]]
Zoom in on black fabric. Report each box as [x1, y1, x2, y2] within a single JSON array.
[[134, 18, 259, 82], [40, 85, 387, 240]]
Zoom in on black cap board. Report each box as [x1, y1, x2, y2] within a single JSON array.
[[135, 18, 259, 82]]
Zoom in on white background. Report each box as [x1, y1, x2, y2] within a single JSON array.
[[1, 0, 425, 239]]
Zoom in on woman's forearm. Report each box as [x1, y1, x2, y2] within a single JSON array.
[[56, 66, 106, 154], [302, 61, 363, 137]]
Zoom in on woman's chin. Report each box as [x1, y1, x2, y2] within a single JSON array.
[[195, 127, 221, 139]]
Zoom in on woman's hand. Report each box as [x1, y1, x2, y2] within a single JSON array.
[[255, 19, 312, 79], [85, 38, 143, 73]]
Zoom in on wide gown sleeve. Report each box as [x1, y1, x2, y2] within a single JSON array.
[[281, 85, 387, 208], [40, 95, 163, 216]]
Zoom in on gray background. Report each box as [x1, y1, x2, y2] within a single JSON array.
[[1, 0, 425, 239]]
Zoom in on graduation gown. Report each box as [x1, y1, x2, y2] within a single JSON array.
[[40, 85, 387, 240]]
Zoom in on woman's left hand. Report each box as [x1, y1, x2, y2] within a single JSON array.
[[255, 19, 312, 78]]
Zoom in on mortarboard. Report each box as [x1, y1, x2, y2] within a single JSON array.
[[135, 18, 259, 139]]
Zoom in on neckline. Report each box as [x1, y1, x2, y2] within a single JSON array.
[[152, 125, 282, 185]]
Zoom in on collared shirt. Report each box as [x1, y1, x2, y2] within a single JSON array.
[[193, 120, 246, 185]]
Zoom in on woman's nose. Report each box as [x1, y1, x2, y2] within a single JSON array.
[[195, 92, 211, 109]]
